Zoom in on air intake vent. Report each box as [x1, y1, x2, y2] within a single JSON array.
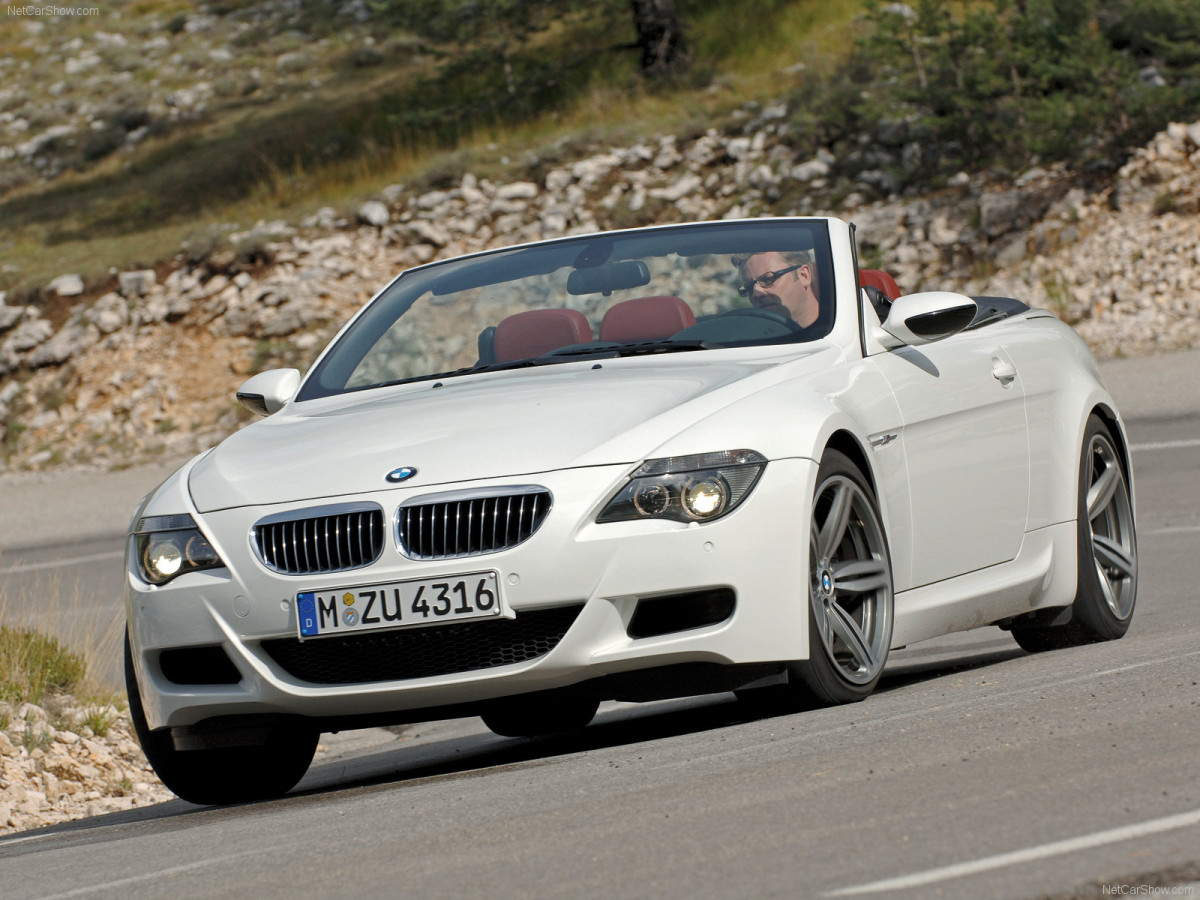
[[261, 604, 584, 684], [397, 487, 552, 560], [253, 503, 385, 575]]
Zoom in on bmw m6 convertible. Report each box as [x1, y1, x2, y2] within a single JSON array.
[[124, 217, 1138, 803]]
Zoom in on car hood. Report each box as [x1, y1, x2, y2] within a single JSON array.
[[188, 349, 830, 512]]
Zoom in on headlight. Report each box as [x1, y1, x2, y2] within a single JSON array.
[[133, 514, 225, 585], [597, 450, 766, 524]]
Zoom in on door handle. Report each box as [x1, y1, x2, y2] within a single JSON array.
[[991, 355, 1017, 387]]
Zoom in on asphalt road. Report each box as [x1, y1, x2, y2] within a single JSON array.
[[1, 348, 1199, 899]]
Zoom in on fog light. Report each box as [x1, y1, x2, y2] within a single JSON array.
[[682, 478, 728, 519]]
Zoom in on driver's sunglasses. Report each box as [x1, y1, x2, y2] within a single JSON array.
[[737, 263, 803, 297]]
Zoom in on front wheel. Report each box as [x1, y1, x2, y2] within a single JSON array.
[[125, 633, 318, 805], [1011, 415, 1137, 652], [789, 450, 894, 705]]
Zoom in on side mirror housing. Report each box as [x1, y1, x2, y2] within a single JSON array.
[[880, 292, 978, 347], [237, 368, 301, 417]]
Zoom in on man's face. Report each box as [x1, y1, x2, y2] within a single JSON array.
[[742, 251, 819, 327]]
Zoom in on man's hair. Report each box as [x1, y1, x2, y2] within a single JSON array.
[[730, 248, 814, 277]]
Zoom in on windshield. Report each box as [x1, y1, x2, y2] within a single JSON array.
[[299, 219, 835, 401]]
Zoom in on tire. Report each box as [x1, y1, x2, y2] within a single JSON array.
[[480, 690, 599, 738], [787, 449, 894, 705], [1011, 415, 1138, 652], [125, 633, 318, 805]]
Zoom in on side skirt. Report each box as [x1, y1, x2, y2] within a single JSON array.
[[890, 521, 1077, 649]]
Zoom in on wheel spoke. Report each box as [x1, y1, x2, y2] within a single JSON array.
[[1094, 558, 1121, 616], [1086, 461, 1119, 521], [827, 601, 876, 674], [832, 558, 889, 594], [1093, 533, 1135, 580], [817, 482, 852, 560]]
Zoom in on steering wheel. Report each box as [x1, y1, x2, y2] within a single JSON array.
[[716, 306, 804, 331]]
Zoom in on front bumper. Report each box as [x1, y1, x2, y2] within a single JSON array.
[[126, 458, 817, 730]]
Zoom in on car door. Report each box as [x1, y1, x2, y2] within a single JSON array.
[[870, 332, 1029, 588]]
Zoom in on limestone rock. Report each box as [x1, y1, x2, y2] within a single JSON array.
[[357, 200, 390, 227], [118, 270, 157, 297], [47, 274, 85, 297]]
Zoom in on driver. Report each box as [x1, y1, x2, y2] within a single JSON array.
[[732, 250, 819, 327]]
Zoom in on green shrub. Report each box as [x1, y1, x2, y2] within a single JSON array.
[[0, 626, 88, 706], [836, 0, 1200, 181]]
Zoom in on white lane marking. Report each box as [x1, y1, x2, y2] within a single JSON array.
[[0, 550, 123, 576], [35, 846, 281, 899], [647, 648, 1200, 776], [1131, 437, 1200, 452], [825, 807, 1200, 896]]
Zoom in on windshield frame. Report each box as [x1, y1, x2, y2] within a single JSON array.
[[297, 218, 836, 403]]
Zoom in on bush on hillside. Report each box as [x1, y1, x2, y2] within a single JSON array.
[[0, 626, 88, 707], [826, 0, 1200, 183]]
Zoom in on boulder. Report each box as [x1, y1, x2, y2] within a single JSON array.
[[357, 201, 390, 227], [3, 318, 53, 353], [118, 269, 157, 297], [495, 181, 539, 201], [28, 322, 99, 368], [47, 274, 84, 297]]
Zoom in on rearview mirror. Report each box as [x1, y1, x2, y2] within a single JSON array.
[[880, 292, 978, 347], [237, 368, 301, 417], [566, 260, 651, 296]]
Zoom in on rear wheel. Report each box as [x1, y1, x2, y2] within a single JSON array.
[[480, 690, 599, 738], [125, 633, 318, 805], [1011, 415, 1137, 652], [788, 450, 894, 705]]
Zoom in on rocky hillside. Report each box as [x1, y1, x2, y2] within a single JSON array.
[[0, 0, 401, 194], [1, 116, 1199, 473], [1, 694, 173, 832]]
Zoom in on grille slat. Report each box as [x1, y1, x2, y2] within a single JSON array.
[[397, 490, 551, 560], [262, 604, 584, 685], [254, 505, 385, 575]]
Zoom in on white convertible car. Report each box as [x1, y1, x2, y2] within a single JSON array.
[[124, 217, 1137, 804]]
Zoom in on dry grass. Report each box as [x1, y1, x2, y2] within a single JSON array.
[[0, 0, 868, 302], [0, 563, 126, 707]]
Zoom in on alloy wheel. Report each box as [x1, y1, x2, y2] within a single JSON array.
[[1085, 432, 1137, 620], [809, 474, 893, 685]]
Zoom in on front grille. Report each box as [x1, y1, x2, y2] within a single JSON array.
[[261, 604, 584, 685], [253, 503, 385, 575], [397, 488, 552, 560]]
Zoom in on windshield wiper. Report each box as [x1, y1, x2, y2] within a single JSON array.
[[373, 341, 710, 389], [538, 339, 711, 361], [374, 359, 539, 389]]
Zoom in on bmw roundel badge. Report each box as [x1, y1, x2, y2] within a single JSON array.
[[386, 466, 418, 484]]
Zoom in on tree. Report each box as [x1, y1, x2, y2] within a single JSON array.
[[630, 0, 689, 78]]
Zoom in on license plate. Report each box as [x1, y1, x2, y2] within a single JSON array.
[[296, 571, 503, 639]]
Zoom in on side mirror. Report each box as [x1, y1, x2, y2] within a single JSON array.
[[237, 368, 301, 417], [880, 292, 978, 347]]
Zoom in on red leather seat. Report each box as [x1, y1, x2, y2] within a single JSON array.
[[859, 269, 902, 300], [599, 296, 695, 343], [492, 309, 593, 362]]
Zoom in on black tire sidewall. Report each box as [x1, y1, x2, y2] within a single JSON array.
[[124, 629, 317, 804], [1071, 415, 1136, 640]]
